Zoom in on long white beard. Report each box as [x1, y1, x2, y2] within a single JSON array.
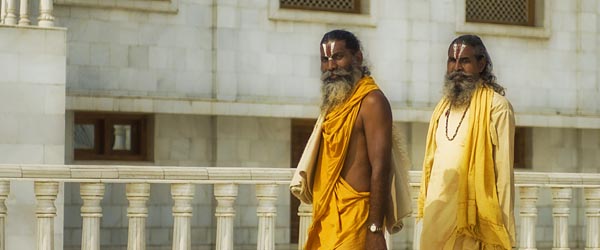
[[320, 66, 363, 113], [443, 71, 479, 107]]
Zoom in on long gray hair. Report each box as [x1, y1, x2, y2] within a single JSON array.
[[450, 35, 505, 95]]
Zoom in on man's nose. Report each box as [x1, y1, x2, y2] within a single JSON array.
[[453, 61, 463, 71], [326, 59, 337, 71]]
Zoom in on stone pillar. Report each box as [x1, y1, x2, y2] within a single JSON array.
[[585, 187, 600, 250], [297, 202, 312, 250], [256, 184, 278, 250], [126, 183, 150, 250], [214, 183, 238, 250], [519, 186, 539, 250], [1, 0, 6, 24], [35, 182, 59, 250], [0, 181, 9, 250], [38, 0, 53, 27], [411, 185, 422, 250], [551, 187, 572, 250], [80, 183, 105, 250], [4, 0, 16, 25], [17, 0, 28, 25], [171, 183, 194, 250]]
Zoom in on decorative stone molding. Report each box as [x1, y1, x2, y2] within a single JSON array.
[[171, 183, 194, 250], [519, 186, 539, 250], [126, 183, 150, 250], [80, 183, 105, 250], [54, 0, 178, 13], [455, 0, 551, 39], [268, 0, 378, 27], [551, 187, 572, 250], [585, 187, 600, 250], [256, 184, 279, 250], [35, 181, 59, 250], [0, 181, 9, 250], [410, 184, 422, 250], [214, 183, 238, 250], [297, 202, 312, 250], [38, 0, 54, 27]]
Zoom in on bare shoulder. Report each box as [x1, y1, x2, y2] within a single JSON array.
[[362, 90, 391, 111]]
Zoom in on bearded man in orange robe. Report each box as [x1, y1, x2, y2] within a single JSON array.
[[302, 29, 393, 250]]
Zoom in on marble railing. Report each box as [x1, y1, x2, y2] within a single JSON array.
[[0, 165, 599, 250], [0, 0, 54, 27]]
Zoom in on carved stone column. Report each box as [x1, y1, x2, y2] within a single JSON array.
[[519, 186, 539, 250], [80, 183, 105, 250], [585, 187, 600, 250], [551, 187, 572, 250], [126, 183, 150, 250], [0, 181, 9, 250], [35, 181, 59, 250], [297, 202, 312, 250], [171, 183, 194, 250], [411, 185, 422, 250], [256, 184, 278, 250], [214, 183, 238, 250], [38, 0, 53, 27], [17, 0, 28, 25], [4, 0, 16, 25], [1, 0, 6, 24]]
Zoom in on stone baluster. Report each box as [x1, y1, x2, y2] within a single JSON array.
[[1, 0, 6, 24], [80, 183, 105, 250], [171, 183, 194, 250], [126, 183, 150, 250], [551, 187, 572, 250], [519, 186, 539, 250], [4, 0, 16, 25], [0, 181, 9, 250], [585, 187, 600, 250], [35, 181, 59, 250], [214, 183, 238, 250], [411, 185, 422, 250], [297, 202, 312, 250], [38, 0, 53, 27], [256, 184, 278, 250], [17, 0, 28, 25]]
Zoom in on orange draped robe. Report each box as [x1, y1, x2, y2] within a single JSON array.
[[304, 76, 379, 250]]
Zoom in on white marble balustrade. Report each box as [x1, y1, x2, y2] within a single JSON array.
[[0, 0, 54, 26], [0, 165, 597, 249]]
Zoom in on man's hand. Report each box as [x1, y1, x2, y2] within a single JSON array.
[[365, 232, 387, 250]]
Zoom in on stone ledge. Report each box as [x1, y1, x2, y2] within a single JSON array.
[[54, 0, 178, 13]]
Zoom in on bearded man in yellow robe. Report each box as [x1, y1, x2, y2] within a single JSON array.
[[417, 35, 516, 249], [302, 30, 393, 250]]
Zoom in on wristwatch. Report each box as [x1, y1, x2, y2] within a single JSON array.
[[368, 223, 383, 233]]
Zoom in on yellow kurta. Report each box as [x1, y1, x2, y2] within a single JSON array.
[[420, 89, 516, 249], [304, 76, 379, 250]]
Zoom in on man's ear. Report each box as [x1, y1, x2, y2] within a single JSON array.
[[354, 50, 363, 64], [478, 57, 487, 73]]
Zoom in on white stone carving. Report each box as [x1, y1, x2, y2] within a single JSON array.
[[171, 183, 194, 250], [126, 183, 150, 250], [214, 183, 238, 250], [0, 181, 9, 250], [519, 186, 539, 250], [551, 187, 572, 250], [4, 0, 15, 25], [256, 184, 278, 250], [38, 0, 53, 27], [585, 187, 600, 250], [17, 0, 28, 25], [297, 202, 312, 250], [80, 183, 104, 250], [35, 181, 59, 250]]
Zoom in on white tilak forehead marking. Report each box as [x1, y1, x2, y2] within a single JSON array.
[[453, 43, 458, 59], [457, 44, 466, 59], [321, 41, 336, 61]]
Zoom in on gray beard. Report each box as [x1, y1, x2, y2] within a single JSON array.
[[320, 66, 363, 113], [443, 71, 479, 107]]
